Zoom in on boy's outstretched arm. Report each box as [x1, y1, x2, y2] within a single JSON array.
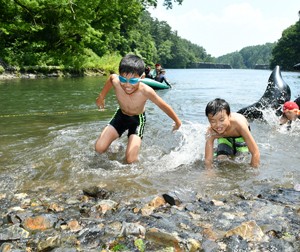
[[163, 102, 181, 131], [96, 75, 114, 110], [162, 103, 181, 130], [148, 90, 181, 130]]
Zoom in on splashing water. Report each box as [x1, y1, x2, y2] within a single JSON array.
[[1, 71, 300, 201]]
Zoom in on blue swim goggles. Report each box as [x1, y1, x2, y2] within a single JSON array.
[[118, 75, 140, 85]]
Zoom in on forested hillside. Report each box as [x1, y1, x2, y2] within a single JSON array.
[[0, 0, 299, 73], [0, 0, 211, 73], [215, 43, 276, 69], [215, 20, 300, 71]]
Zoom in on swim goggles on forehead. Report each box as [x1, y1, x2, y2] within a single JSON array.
[[118, 75, 140, 85]]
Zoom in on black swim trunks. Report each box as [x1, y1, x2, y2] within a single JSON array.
[[109, 109, 146, 138]]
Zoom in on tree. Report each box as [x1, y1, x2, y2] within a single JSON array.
[[239, 43, 275, 68], [270, 21, 300, 71], [123, 10, 209, 68], [140, 0, 183, 9], [0, 0, 186, 69], [0, 0, 144, 67]]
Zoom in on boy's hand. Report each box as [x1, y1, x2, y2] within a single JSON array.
[[250, 160, 259, 168], [172, 120, 182, 131], [96, 95, 105, 111]]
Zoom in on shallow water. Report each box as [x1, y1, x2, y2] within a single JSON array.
[[1, 69, 300, 200]]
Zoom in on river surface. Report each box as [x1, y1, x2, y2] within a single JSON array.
[[1, 69, 300, 201]]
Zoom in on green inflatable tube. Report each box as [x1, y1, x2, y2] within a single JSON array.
[[141, 78, 171, 90]]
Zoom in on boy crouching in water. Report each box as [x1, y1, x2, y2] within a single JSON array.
[[95, 54, 181, 164], [204, 98, 260, 169]]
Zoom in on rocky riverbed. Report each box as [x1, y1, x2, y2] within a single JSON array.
[[0, 185, 300, 251]]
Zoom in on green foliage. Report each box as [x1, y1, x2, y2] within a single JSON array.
[[0, 66, 4, 74], [239, 43, 275, 68], [270, 21, 300, 71], [140, 0, 183, 9], [0, 0, 143, 69], [137, 12, 209, 68], [97, 53, 122, 74], [1, 0, 296, 72], [162, 0, 184, 9], [216, 42, 276, 69], [216, 52, 245, 69], [0, 0, 209, 71]]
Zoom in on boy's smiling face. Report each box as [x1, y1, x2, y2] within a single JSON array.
[[118, 72, 140, 95], [208, 109, 230, 134]]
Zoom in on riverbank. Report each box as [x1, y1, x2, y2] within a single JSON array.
[[1, 184, 299, 251], [0, 69, 106, 80]]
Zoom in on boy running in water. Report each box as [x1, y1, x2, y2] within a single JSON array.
[[95, 54, 181, 163]]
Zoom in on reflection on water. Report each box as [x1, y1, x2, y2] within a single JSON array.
[[0, 70, 300, 201]]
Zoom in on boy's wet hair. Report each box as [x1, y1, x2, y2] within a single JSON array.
[[205, 98, 230, 117], [119, 54, 145, 76]]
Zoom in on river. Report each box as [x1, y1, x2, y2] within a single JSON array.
[[1, 68, 300, 201]]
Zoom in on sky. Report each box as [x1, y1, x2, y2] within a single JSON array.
[[149, 0, 300, 57]]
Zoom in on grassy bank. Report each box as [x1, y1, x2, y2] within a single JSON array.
[[0, 53, 122, 80]]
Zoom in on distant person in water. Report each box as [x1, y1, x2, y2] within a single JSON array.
[[204, 98, 260, 169], [144, 66, 153, 79], [155, 69, 172, 87], [151, 63, 161, 79], [95, 54, 181, 163], [279, 99, 300, 128]]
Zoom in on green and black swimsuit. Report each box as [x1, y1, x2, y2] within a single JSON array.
[[216, 126, 250, 156]]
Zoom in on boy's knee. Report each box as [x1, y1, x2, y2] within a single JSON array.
[[95, 143, 106, 154], [126, 155, 138, 164]]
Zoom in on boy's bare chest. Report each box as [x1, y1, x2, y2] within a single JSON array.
[[116, 93, 147, 115], [222, 127, 241, 137]]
